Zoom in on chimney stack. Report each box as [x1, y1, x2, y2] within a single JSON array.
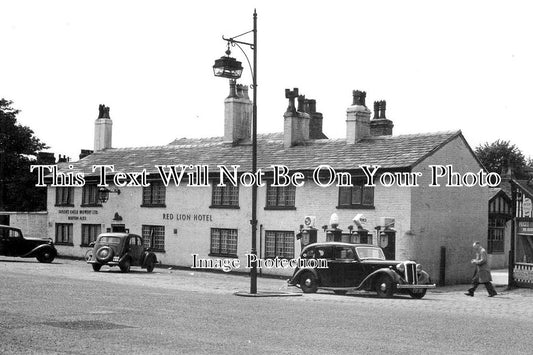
[[224, 80, 252, 144], [346, 90, 371, 144], [305, 99, 327, 139], [283, 88, 310, 148], [370, 100, 394, 136], [94, 104, 112, 151]]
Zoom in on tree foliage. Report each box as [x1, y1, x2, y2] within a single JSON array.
[[475, 140, 530, 180], [1, 99, 50, 211]]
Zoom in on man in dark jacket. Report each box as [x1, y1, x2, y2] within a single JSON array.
[[465, 241, 497, 297]]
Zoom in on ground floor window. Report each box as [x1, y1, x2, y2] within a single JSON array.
[[210, 228, 238, 257], [265, 231, 294, 259], [55, 223, 73, 245], [81, 224, 101, 246], [142, 225, 165, 252], [488, 217, 505, 253]]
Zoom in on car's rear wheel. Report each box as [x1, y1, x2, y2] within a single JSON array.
[[92, 264, 102, 272], [146, 258, 155, 273], [120, 258, 131, 273], [375, 274, 394, 298], [300, 272, 318, 293], [36, 249, 55, 263], [408, 289, 427, 299]]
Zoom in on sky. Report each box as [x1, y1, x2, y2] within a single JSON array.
[[2, 0, 532, 161]]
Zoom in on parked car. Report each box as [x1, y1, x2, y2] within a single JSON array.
[[87, 233, 157, 273], [0, 224, 57, 263], [288, 242, 435, 299]]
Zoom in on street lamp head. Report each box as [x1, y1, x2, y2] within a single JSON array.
[[213, 52, 243, 79]]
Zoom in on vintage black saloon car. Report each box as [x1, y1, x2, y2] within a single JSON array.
[[0, 224, 57, 263], [87, 233, 157, 273], [288, 242, 435, 298]]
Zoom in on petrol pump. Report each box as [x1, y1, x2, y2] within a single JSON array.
[[325, 213, 343, 242], [296, 216, 318, 249]]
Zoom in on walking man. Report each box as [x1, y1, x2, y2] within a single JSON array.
[[465, 241, 497, 297]]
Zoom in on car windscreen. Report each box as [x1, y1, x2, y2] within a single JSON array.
[[97, 236, 121, 244], [355, 247, 385, 260]]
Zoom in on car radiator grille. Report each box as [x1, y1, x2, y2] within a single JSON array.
[[405, 263, 418, 284]]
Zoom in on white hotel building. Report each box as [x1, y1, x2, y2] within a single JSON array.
[[45, 84, 489, 284]]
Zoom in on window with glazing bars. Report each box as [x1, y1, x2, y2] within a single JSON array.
[[142, 182, 166, 206], [266, 184, 296, 208], [210, 228, 238, 256], [338, 179, 374, 208], [212, 184, 239, 207], [265, 231, 294, 258], [142, 225, 165, 252], [488, 217, 506, 253]]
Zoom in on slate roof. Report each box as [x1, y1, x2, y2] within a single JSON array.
[[64, 130, 464, 176]]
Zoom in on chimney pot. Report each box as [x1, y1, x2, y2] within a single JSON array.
[[352, 90, 366, 106]]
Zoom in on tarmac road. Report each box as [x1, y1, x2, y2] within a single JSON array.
[[1, 257, 532, 354]]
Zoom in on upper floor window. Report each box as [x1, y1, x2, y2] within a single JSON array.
[[82, 184, 101, 206], [265, 184, 296, 210], [338, 179, 374, 209], [142, 182, 166, 207], [211, 184, 239, 208], [55, 187, 74, 206]]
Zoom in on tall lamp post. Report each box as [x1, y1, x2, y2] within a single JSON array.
[[213, 10, 258, 294]]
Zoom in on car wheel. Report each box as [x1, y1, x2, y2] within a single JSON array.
[[95, 246, 113, 263], [375, 274, 394, 298], [84, 249, 94, 262], [92, 264, 102, 272], [36, 249, 55, 263], [120, 258, 131, 273], [333, 290, 347, 295], [300, 272, 318, 293], [146, 258, 155, 273], [408, 289, 427, 299]]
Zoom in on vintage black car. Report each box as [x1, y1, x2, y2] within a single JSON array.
[[0, 224, 57, 263], [87, 233, 157, 273], [288, 242, 435, 298]]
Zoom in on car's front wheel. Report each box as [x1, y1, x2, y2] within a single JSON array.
[[36, 249, 55, 263], [92, 264, 102, 272], [300, 272, 318, 293], [375, 274, 394, 298], [120, 259, 131, 273]]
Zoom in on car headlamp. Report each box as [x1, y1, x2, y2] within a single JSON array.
[[416, 263, 422, 272], [396, 263, 405, 272]]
